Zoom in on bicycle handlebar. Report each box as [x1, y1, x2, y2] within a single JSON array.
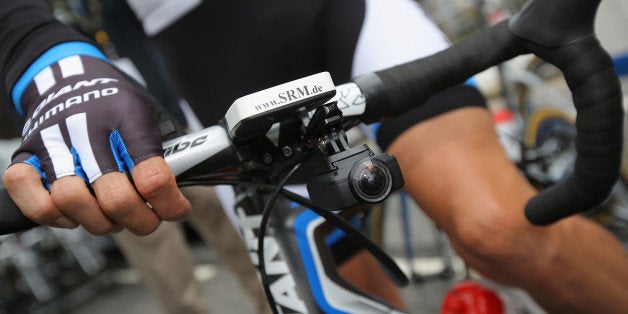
[[0, 0, 621, 233], [356, 0, 622, 225], [513, 0, 622, 225], [0, 189, 37, 234]]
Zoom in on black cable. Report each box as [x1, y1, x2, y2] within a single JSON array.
[[177, 178, 271, 190], [277, 189, 409, 287], [178, 177, 409, 287], [178, 170, 409, 309], [256, 163, 302, 314], [177, 171, 242, 181]]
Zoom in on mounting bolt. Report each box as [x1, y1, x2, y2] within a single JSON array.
[[262, 153, 273, 164], [318, 139, 329, 153], [282, 146, 293, 157]]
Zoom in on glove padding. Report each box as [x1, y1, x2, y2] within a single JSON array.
[[12, 55, 163, 188]]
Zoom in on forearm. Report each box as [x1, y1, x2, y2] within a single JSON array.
[[0, 0, 91, 109]]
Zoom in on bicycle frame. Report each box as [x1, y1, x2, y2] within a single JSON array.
[[233, 185, 405, 313]]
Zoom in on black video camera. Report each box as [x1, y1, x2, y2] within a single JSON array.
[[307, 144, 404, 210]]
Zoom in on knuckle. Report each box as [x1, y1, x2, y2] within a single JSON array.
[[135, 168, 172, 198], [3, 166, 29, 187], [51, 183, 83, 209], [98, 185, 135, 218], [29, 202, 61, 224]]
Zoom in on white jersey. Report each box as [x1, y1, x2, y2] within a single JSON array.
[[353, 0, 450, 77], [125, 0, 201, 36]]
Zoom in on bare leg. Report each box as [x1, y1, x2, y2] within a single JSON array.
[[338, 250, 407, 310], [386, 107, 628, 313]]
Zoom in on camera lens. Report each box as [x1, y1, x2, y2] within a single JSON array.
[[350, 158, 393, 203]]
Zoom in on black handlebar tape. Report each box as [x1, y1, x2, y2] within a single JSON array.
[[0, 188, 39, 235], [523, 39, 622, 225], [510, 0, 623, 225], [355, 21, 526, 124]]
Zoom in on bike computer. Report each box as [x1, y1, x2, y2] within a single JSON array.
[[224, 72, 336, 142]]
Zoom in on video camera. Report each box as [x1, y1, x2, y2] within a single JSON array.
[[307, 144, 404, 210], [224, 72, 404, 210]]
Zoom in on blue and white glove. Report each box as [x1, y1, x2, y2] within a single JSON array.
[[12, 43, 164, 185], [6, 42, 190, 235]]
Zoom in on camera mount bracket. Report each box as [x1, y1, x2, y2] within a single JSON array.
[[304, 102, 351, 156]]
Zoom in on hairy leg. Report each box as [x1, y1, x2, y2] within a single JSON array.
[[387, 107, 628, 313]]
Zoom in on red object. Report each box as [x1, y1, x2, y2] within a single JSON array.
[[441, 281, 505, 314], [492, 108, 514, 124]]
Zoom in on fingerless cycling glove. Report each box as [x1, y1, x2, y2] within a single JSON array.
[[11, 42, 163, 188]]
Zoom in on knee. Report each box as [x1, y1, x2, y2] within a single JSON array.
[[448, 195, 535, 265]]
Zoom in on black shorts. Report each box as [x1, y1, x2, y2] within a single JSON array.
[[376, 84, 485, 151]]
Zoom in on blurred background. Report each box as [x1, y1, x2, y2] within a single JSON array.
[[0, 0, 626, 313]]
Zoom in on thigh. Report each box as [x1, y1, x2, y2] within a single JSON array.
[[385, 107, 536, 234]]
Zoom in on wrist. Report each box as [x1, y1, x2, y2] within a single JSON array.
[[12, 41, 108, 115]]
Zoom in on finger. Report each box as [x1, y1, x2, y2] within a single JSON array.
[[50, 176, 118, 235], [92, 171, 161, 235], [132, 156, 191, 221], [3, 163, 78, 229]]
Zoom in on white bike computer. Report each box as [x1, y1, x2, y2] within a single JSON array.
[[224, 72, 336, 142]]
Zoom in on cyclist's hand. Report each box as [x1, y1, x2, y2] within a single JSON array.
[[3, 54, 191, 235]]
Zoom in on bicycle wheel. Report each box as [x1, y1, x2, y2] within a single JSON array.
[[524, 107, 574, 149]]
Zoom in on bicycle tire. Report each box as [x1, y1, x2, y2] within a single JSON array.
[[524, 107, 574, 149]]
